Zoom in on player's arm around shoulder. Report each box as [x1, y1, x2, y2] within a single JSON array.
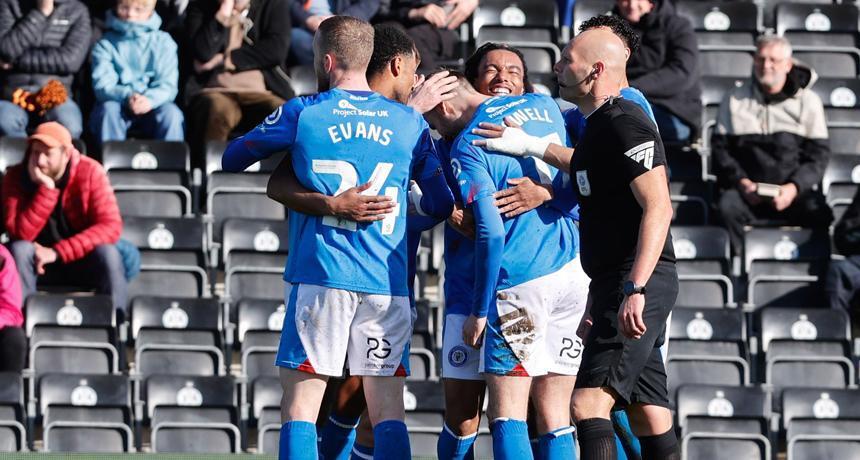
[[222, 97, 306, 172]]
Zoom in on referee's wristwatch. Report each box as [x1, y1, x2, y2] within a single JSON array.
[[622, 280, 647, 296]]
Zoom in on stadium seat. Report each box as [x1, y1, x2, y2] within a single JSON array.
[[130, 296, 225, 380], [676, 1, 759, 49], [744, 228, 830, 309], [103, 140, 193, 217], [0, 137, 26, 173], [205, 168, 286, 252], [109, 170, 192, 217], [699, 76, 746, 151], [144, 375, 240, 453], [829, 126, 860, 155], [408, 348, 438, 381], [236, 299, 282, 393], [823, 153, 860, 222], [787, 435, 860, 460], [758, 308, 854, 402], [669, 307, 747, 361], [681, 432, 770, 460], [676, 384, 771, 438], [668, 356, 749, 405], [669, 181, 710, 225], [204, 140, 285, 178], [25, 294, 117, 347], [571, 0, 613, 35], [473, 0, 558, 45], [743, 228, 831, 309], [671, 226, 734, 307], [250, 376, 281, 455], [39, 374, 133, 452], [0, 373, 26, 452], [775, 3, 860, 48], [699, 50, 754, 78], [25, 295, 120, 403], [122, 216, 210, 300], [810, 78, 860, 127], [289, 65, 318, 97], [792, 51, 859, 79], [783, 388, 860, 440], [102, 140, 190, 173]]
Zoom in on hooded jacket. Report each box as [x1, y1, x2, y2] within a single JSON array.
[[619, 0, 702, 135], [3, 148, 122, 263], [0, 0, 91, 98], [711, 62, 829, 195], [91, 10, 179, 109], [186, 0, 295, 101]]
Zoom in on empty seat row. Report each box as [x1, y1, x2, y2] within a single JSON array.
[[677, 383, 860, 460]]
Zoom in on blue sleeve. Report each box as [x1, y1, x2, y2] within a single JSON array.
[[222, 99, 304, 172], [455, 144, 496, 206], [471, 195, 505, 318], [547, 173, 580, 221], [412, 128, 454, 219]]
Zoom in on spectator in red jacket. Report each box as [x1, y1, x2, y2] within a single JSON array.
[[0, 244, 24, 373], [3, 122, 126, 312]]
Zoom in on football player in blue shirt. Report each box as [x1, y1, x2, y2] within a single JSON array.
[[435, 43, 586, 460], [222, 17, 453, 460], [264, 24, 457, 460], [425, 74, 589, 460], [474, 25, 679, 460]]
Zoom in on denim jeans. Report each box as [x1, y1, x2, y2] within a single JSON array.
[[290, 27, 316, 66], [0, 99, 83, 138], [825, 255, 860, 311], [90, 101, 185, 144], [9, 240, 129, 312]]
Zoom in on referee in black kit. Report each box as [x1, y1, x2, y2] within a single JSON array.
[[473, 26, 680, 460]]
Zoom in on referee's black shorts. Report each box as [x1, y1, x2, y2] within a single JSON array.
[[574, 262, 678, 408]]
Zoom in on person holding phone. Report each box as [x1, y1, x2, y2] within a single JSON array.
[[712, 35, 833, 255]]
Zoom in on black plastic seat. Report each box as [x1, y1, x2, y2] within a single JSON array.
[[144, 375, 240, 453], [39, 373, 133, 452], [671, 226, 733, 307]]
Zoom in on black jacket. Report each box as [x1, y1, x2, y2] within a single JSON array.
[[376, 0, 439, 24], [291, 0, 380, 26], [619, 0, 701, 135], [185, 0, 295, 101], [711, 63, 830, 195], [835, 186, 860, 255], [0, 0, 91, 98]]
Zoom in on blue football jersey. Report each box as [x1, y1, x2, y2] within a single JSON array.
[[564, 87, 656, 143], [452, 93, 579, 291], [226, 88, 438, 296]]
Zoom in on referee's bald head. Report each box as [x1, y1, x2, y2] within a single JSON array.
[[313, 16, 375, 78], [572, 28, 627, 76]]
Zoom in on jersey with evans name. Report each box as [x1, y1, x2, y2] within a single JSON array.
[[564, 87, 655, 143], [452, 93, 579, 291], [230, 88, 438, 296]]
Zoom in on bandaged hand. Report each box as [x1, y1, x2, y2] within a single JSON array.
[[471, 120, 549, 159]]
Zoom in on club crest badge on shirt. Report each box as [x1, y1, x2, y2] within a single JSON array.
[[575, 170, 591, 196]]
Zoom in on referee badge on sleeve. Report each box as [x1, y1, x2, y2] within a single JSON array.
[[575, 170, 591, 196]]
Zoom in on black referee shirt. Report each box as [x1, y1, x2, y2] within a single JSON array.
[[570, 97, 676, 278]]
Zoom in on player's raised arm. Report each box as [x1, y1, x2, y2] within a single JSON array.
[[471, 119, 575, 173], [267, 154, 395, 222], [222, 99, 304, 172]]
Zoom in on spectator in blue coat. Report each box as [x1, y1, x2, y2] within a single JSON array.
[[89, 0, 184, 145]]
